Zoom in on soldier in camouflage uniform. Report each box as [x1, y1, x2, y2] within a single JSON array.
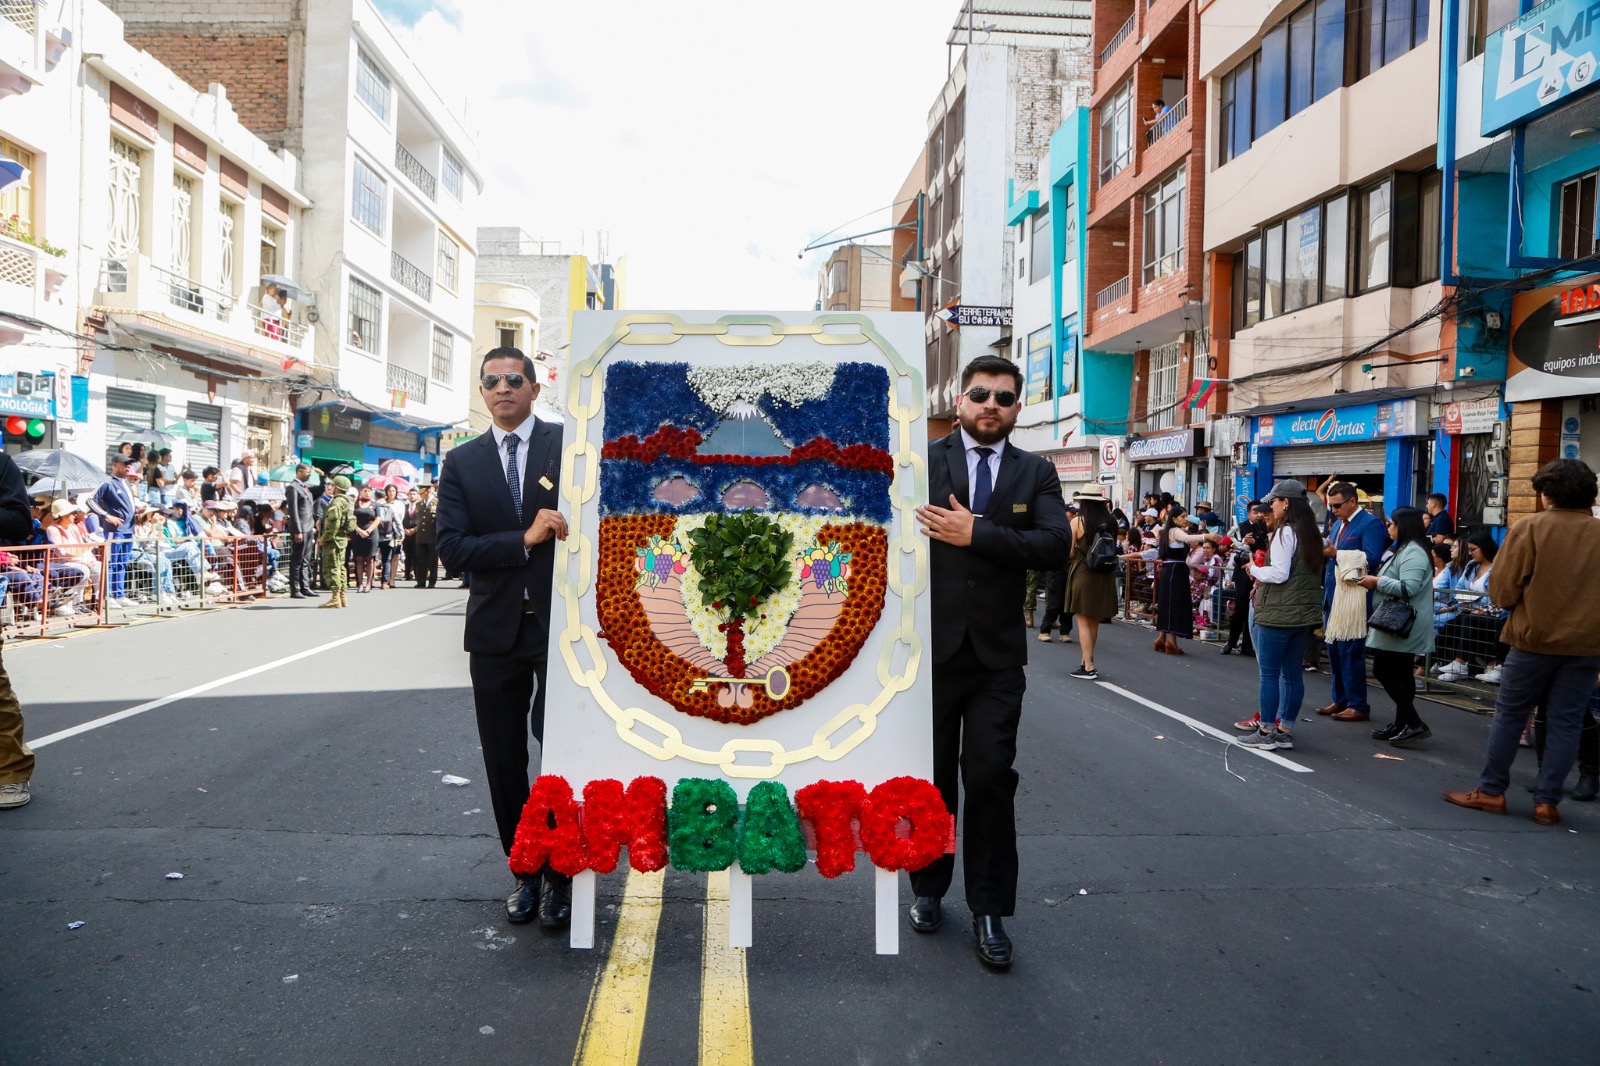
[[318, 475, 356, 608], [1024, 570, 1041, 628]]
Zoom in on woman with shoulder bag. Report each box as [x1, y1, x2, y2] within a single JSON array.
[[1065, 488, 1120, 680], [1357, 506, 1436, 745], [1241, 482, 1326, 750]]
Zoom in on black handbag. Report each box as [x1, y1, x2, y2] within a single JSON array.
[[1367, 566, 1416, 638]]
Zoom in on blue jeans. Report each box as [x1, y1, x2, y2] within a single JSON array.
[[1256, 624, 1314, 729], [108, 529, 132, 599], [1328, 638, 1370, 713], [1479, 648, 1600, 805]]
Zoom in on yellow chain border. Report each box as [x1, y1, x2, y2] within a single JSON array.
[[556, 314, 927, 779]]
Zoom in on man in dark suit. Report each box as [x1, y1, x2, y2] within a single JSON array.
[[283, 462, 318, 599], [436, 347, 569, 930], [908, 354, 1071, 970]]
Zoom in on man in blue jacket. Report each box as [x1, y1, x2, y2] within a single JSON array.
[[1316, 482, 1388, 721], [88, 454, 138, 608]]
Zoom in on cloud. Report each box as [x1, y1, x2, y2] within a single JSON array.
[[383, 0, 960, 310]]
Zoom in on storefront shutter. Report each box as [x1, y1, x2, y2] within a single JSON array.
[[186, 402, 223, 471], [104, 388, 156, 470], [1269, 441, 1388, 476]]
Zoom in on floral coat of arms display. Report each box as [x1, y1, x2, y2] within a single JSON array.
[[595, 360, 893, 725]]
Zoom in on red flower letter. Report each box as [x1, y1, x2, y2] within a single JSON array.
[[795, 780, 867, 878], [858, 777, 950, 872], [509, 775, 586, 878], [581, 776, 669, 874]]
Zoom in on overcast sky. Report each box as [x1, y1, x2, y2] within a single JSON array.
[[375, 0, 961, 310]]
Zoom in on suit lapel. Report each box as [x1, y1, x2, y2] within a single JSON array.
[[988, 444, 1022, 511], [942, 432, 969, 511], [523, 419, 558, 513]]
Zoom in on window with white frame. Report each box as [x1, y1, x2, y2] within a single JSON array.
[[107, 139, 142, 259], [348, 276, 381, 353], [351, 156, 386, 235], [1142, 167, 1185, 283], [1559, 170, 1599, 262], [437, 232, 459, 292], [356, 49, 391, 122], [1099, 80, 1133, 185], [1146, 341, 1182, 431], [431, 326, 453, 383], [170, 173, 195, 280], [1029, 204, 1051, 284], [0, 137, 36, 237], [260, 222, 281, 278], [496, 319, 521, 349], [217, 200, 237, 293], [442, 149, 464, 200]]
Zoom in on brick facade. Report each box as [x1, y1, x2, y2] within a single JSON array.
[[125, 32, 292, 142], [1508, 400, 1563, 524]]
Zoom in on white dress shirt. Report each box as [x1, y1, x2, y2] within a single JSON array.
[[956, 427, 1006, 515]]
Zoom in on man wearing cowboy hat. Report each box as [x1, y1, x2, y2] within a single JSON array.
[[88, 453, 138, 609]]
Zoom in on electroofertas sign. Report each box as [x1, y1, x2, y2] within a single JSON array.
[[1255, 399, 1419, 446], [1482, 0, 1600, 135], [1126, 427, 1200, 462], [1508, 271, 1600, 400]]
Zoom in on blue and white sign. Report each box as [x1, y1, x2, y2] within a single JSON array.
[[1483, 0, 1600, 135], [1255, 399, 1419, 447], [0, 372, 56, 419]]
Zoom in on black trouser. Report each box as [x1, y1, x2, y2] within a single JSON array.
[[910, 636, 1025, 916], [1372, 649, 1425, 728], [288, 534, 315, 593], [1223, 583, 1254, 652], [402, 534, 417, 580], [412, 540, 437, 587], [468, 610, 555, 864], [1534, 699, 1600, 777]]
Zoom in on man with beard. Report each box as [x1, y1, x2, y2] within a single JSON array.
[[907, 355, 1071, 969]]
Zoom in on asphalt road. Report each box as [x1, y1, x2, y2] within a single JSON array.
[[1, 594, 1597, 1065]]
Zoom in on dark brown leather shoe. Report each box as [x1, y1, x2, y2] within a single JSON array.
[[908, 896, 942, 933], [1443, 788, 1508, 814], [1330, 709, 1371, 722], [1315, 703, 1342, 716], [1533, 803, 1561, 826]]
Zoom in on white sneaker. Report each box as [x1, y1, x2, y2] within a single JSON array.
[[0, 782, 31, 809], [1438, 661, 1471, 681], [1475, 665, 1503, 683], [51, 604, 78, 618], [205, 583, 226, 595]]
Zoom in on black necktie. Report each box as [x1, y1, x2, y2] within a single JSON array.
[[971, 447, 994, 515], [504, 434, 522, 522]]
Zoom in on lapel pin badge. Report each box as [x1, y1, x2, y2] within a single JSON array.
[[538, 475, 554, 491]]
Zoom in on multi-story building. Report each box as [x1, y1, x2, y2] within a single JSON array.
[[888, 148, 926, 315], [467, 277, 549, 433], [1444, 0, 1600, 525], [0, 0, 315, 471], [1006, 108, 1134, 497], [916, 2, 1091, 427], [104, 0, 483, 454], [476, 227, 621, 369], [815, 244, 891, 312], [1086, 0, 1215, 507], [0, 0, 86, 459], [1201, 0, 1446, 515]]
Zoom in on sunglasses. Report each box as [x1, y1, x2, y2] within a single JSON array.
[[480, 373, 529, 391], [962, 386, 1018, 407]]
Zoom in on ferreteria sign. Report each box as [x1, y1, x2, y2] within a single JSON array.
[[1483, 0, 1600, 135], [543, 310, 938, 955], [1508, 271, 1600, 400]]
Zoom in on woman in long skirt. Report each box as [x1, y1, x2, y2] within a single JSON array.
[[1154, 504, 1217, 655]]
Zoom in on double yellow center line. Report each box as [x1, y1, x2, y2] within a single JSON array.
[[571, 869, 754, 1066]]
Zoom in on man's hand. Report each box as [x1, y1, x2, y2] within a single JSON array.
[[1322, 543, 1338, 559], [916, 494, 977, 547], [104, 516, 122, 528], [293, 532, 303, 543], [523, 508, 569, 548]]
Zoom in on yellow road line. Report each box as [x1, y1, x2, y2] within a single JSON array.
[[699, 870, 754, 1066], [572, 868, 666, 1066]]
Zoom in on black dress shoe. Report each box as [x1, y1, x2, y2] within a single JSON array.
[[1389, 723, 1432, 746], [538, 875, 572, 929], [289, 592, 304, 599], [1371, 721, 1404, 741], [908, 896, 942, 933], [1571, 773, 1598, 801], [1220, 647, 1234, 656], [972, 915, 1012, 969], [505, 874, 539, 924]]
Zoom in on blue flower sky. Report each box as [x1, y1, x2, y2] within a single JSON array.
[[368, 1, 957, 308]]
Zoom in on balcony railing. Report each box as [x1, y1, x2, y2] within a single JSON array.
[[386, 362, 428, 404], [1095, 276, 1131, 310], [1, 0, 40, 32], [1144, 96, 1188, 146], [391, 251, 433, 300], [249, 303, 309, 347], [153, 264, 233, 322], [1100, 13, 1134, 66], [394, 141, 436, 201]]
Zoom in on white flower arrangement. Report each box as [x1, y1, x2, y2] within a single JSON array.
[[686, 363, 837, 421]]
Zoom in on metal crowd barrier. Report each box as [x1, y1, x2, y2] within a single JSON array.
[[1117, 558, 1235, 639], [1419, 588, 1510, 693], [0, 541, 107, 637]]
